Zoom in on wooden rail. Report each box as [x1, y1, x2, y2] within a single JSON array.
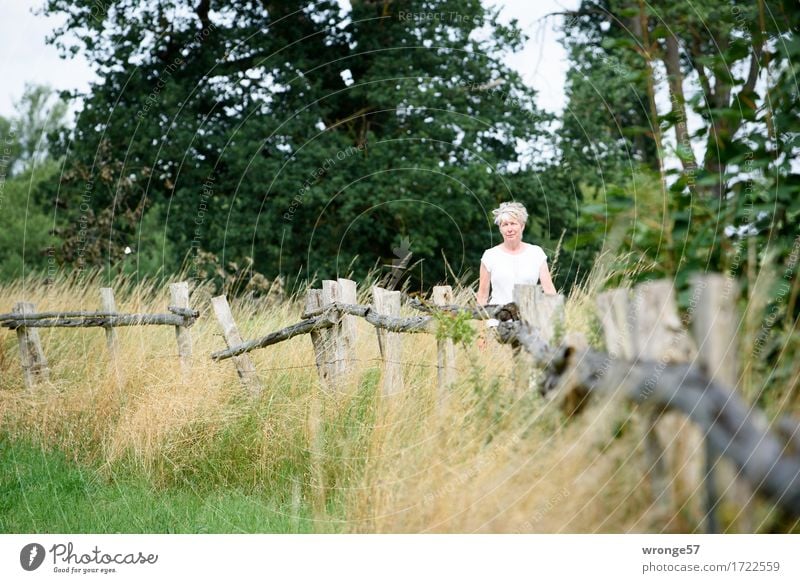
[[502, 324, 800, 521], [210, 279, 542, 396], [2, 282, 196, 387], [496, 275, 800, 527]]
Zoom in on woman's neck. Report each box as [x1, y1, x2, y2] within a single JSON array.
[[501, 240, 524, 253]]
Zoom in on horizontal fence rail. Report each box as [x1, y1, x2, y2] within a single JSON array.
[[2, 282, 195, 387], [0, 313, 191, 328], [211, 312, 339, 361], [0, 306, 198, 326]]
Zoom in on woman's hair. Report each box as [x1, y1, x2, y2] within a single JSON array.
[[492, 201, 528, 226]]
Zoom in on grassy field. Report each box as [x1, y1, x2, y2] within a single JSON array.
[[0, 269, 797, 533]]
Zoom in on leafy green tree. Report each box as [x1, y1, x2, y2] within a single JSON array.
[[44, 0, 583, 290], [12, 84, 68, 175], [559, 0, 799, 411], [0, 116, 22, 177], [0, 85, 68, 280], [560, 0, 798, 288], [0, 161, 60, 280], [558, 2, 659, 189]]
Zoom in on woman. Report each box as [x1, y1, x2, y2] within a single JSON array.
[[477, 202, 557, 322]]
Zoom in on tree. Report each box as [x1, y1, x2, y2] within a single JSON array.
[[44, 0, 580, 290], [559, 0, 799, 288], [0, 85, 68, 280], [559, 0, 799, 410], [560, 0, 776, 198], [12, 84, 68, 175]]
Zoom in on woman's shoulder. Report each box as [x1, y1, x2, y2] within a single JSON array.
[[480, 245, 504, 267], [524, 243, 547, 258]]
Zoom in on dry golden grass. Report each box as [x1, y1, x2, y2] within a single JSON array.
[[0, 268, 792, 533]]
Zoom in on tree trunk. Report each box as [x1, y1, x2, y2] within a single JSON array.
[[635, 0, 666, 186], [663, 34, 697, 176]]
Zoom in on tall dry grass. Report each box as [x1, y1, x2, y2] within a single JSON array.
[[0, 267, 792, 533]]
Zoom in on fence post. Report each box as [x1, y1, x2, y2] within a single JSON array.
[[432, 285, 456, 401], [321, 280, 349, 391], [211, 295, 262, 396], [305, 289, 332, 389], [533, 289, 565, 345], [512, 284, 537, 390], [337, 278, 358, 372], [13, 302, 49, 389], [632, 279, 700, 529], [169, 282, 193, 373], [691, 274, 738, 388], [691, 273, 744, 533], [372, 286, 403, 396], [632, 280, 696, 363], [596, 288, 634, 359], [99, 287, 119, 358]]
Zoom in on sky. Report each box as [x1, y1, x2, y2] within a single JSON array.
[[0, 0, 579, 120]]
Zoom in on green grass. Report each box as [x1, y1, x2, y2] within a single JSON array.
[[0, 435, 323, 533]]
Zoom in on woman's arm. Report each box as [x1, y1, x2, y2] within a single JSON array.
[[539, 262, 557, 295], [477, 261, 490, 305], [477, 261, 491, 350]]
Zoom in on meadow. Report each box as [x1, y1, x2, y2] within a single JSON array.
[[1, 267, 797, 534]]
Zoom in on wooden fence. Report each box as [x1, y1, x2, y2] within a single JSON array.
[[498, 275, 800, 528], [0, 281, 196, 387], [208, 278, 533, 403], [2, 274, 799, 527]]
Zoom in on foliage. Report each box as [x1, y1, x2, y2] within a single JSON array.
[[42, 0, 587, 289], [0, 84, 67, 177], [0, 161, 60, 280], [433, 309, 477, 347], [562, 1, 799, 299], [0, 85, 70, 280], [557, 1, 798, 414]]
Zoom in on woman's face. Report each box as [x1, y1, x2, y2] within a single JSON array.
[[499, 216, 524, 242]]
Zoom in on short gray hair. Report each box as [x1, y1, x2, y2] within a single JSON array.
[[492, 201, 528, 226]]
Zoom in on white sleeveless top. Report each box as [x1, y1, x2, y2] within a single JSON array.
[[481, 243, 548, 305]]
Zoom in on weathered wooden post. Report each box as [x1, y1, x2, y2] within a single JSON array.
[[432, 285, 456, 401], [596, 288, 634, 359], [372, 286, 403, 396], [337, 278, 358, 373], [99, 287, 119, 358], [321, 279, 357, 391], [632, 279, 696, 363], [691, 274, 738, 387], [169, 282, 193, 373], [211, 295, 262, 396], [691, 273, 745, 532], [13, 302, 49, 388], [321, 281, 341, 387], [305, 289, 332, 389], [631, 279, 699, 529], [512, 284, 537, 391], [533, 288, 565, 345], [596, 286, 679, 518]]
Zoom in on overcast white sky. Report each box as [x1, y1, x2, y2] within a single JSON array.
[[0, 0, 578, 120]]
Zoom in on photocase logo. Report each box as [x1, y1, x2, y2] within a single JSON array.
[[385, 236, 413, 290], [20, 543, 46, 571]]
